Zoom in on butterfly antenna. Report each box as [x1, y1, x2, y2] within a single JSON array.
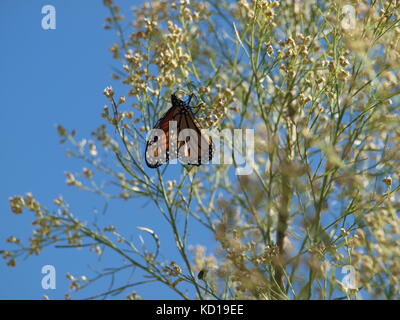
[[187, 93, 195, 105]]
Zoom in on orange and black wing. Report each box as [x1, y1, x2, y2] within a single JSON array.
[[145, 105, 180, 168], [176, 108, 213, 166], [145, 95, 213, 168]]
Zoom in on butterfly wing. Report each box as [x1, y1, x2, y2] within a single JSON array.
[[177, 108, 213, 166], [145, 94, 213, 168], [145, 104, 180, 168]]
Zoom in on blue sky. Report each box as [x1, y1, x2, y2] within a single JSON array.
[[0, 0, 216, 300]]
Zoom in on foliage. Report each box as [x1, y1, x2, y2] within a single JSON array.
[[3, 0, 400, 299]]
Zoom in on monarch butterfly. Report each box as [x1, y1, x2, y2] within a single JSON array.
[[145, 93, 213, 168]]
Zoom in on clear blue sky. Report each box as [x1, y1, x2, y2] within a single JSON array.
[[0, 0, 214, 300]]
